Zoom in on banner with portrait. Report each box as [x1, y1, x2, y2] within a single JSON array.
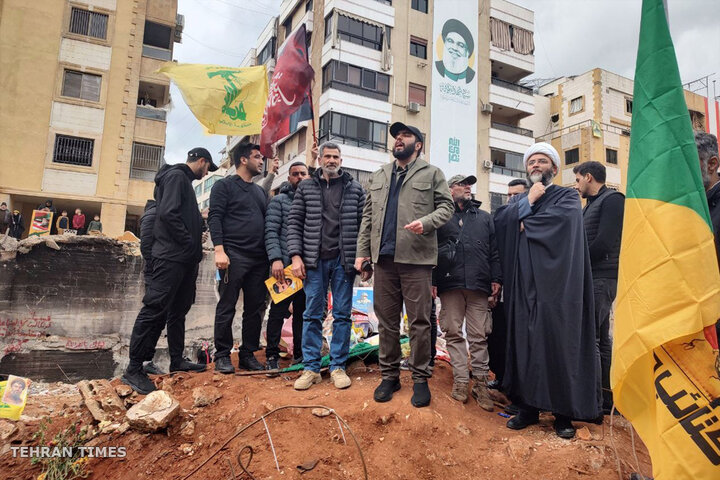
[[29, 210, 53, 237], [430, 3, 479, 183]]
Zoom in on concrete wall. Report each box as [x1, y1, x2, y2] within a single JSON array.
[[0, 237, 223, 382]]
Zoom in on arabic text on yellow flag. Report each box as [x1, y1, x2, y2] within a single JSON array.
[[157, 63, 268, 135], [611, 1, 720, 479]]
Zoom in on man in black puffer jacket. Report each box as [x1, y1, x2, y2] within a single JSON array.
[[123, 148, 218, 394], [287, 142, 365, 391], [435, 174, 502, 411], [264, 162, 310, 371]]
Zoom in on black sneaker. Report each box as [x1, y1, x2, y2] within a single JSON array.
[[411, 381, 431, 408], [143, 361, 166, 375], [373, 378, 401, 403], [169, 357, 207, 373], [121, 368, 156, 395], [237, 354, 264, 371], [215, 356, 235, 374], [266, 357, 280, 377]]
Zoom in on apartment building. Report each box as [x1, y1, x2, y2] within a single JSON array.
[[225, 0, 535, 210], [0, 0, 183, 237], [520, 68, 712, 194]]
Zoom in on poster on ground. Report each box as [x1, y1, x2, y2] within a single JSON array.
[[430, 2, 479, 184], [0, 375, 30, 420]]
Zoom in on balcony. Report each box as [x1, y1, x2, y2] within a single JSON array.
[[490, 122, 534, 154], [136, 105, 167, 121], [490, 78, 534, 119], [142, 45, 172, 61]]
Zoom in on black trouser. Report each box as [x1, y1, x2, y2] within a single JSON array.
[[594, 277, 617, 412], [430, 297, 437, 367], [214, 253, 269, 360], [488, 302, 507, 384], [266, 289, 306, 359], [128, 259, 198, 368]]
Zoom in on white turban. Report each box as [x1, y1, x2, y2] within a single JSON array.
[[523, 142, 560, 168]]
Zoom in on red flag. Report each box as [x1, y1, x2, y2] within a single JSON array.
[[260, 25, 314, 157]]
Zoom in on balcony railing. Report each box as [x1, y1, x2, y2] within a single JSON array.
[[492, 165, 526, 178], [491, 122, 533, 137], [142, 45, 172, 61], [136, 105, 167, 121], [491, 77, 533, 95]]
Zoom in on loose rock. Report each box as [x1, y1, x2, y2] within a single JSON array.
[[126, 390, 181, 432], [312, 408, 332, 418], [192, 387, 222, 407], [507, 436, 533, 462]]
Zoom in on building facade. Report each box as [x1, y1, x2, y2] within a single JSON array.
[[520, 68, 712, 195], [226, 0, 535, 210], [0, 0, 182, 237]]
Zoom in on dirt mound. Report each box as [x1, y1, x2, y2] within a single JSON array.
[[1, 357, 652, 480]]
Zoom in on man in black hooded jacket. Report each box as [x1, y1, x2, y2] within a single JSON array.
[[123, 148, 218, 394]]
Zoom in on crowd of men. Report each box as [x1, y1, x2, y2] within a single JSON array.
[[121, 124, 720, 440]]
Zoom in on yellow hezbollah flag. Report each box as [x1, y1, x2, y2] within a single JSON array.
[[158, 63, 268, 135], [612, 1, 720, 479]]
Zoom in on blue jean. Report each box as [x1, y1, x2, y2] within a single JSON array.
[[302, 256, 354, 373]]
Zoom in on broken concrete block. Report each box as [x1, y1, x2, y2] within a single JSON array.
[[78, 380, 126, 423], [115, 385, 133, 398], [576, 426, 592, 441], [126, 390, 180, 432], [192, 387, 222, 408]]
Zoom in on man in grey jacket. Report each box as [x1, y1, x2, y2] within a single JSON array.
[[264, 161, 310, 371], [356, 122, 454, 408]]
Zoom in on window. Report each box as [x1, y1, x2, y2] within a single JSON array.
[[53, 135, 94, 167], [62, 70, 101, 102], [565, 148, 580, 165], [408, 83, 426, 106], [257, 38, 275, 65], [283, 18, 292, 39], [330, 14, 384, 51], [194, 184, 202, 196], [410, 36, 427, 59], [305, 0, 313, 12], [625, 98, 633, 114], [143, 21, 172, 49], [204, 175, 220, 193], [491, 149, 525, 177], [343, 167, 373, 189], [569, 96, 584, 115], [319, 112, 388, 152], [69, 7, 108, 40], [322, 60, 390, 101], [411, 0, 428, 13], [131, 142, 164, 180], [606, 148, 618, 165]]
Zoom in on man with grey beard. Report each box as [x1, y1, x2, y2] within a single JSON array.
[[493, 142, 600, 439]]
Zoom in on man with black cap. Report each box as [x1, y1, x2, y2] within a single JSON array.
[[356, 122, 453, 408], [434, 174, 501, 410], [211, 143, 270, 374], [435, 19, 475, 84], [123, 147, 218, 394]]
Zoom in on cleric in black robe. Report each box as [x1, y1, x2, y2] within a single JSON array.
[[493, 142, 601, 439]]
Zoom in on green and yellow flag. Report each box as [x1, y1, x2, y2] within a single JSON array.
[[158, 63, 268, 135], [612, 1, 720, 478]]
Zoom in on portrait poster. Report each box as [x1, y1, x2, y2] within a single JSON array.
[[430, 3, 479, 183], [29, 210, 53, 237], [265, 265, 303, 304]]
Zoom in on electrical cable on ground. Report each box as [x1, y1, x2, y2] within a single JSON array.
[[180, 404, 368, 480]]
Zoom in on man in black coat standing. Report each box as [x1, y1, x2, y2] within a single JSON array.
[[494, 142, 600, 439], [211, 143, 270, 374], [123, 148, 218, 394], [435, 174, 501, 411], [574, 161, 624, 417]]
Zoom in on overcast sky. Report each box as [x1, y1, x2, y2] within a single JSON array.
[[164, 0, 720, 165]]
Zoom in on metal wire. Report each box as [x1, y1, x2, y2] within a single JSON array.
[[261, 416, 280, 472], [180, 404, 368, 480]]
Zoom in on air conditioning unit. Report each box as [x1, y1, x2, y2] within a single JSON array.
[[481, 103, 493, 114], [407, 102, 420, 113], [483, 160, 493, 169]]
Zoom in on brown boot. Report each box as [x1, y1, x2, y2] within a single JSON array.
[[451, 381, 469, 403], [471, 381, 494, 412]]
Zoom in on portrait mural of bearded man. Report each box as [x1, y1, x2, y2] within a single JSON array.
[[435, 19, 475, 84]]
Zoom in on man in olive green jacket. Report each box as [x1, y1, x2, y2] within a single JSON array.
[[356, 122, 454, 408]]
